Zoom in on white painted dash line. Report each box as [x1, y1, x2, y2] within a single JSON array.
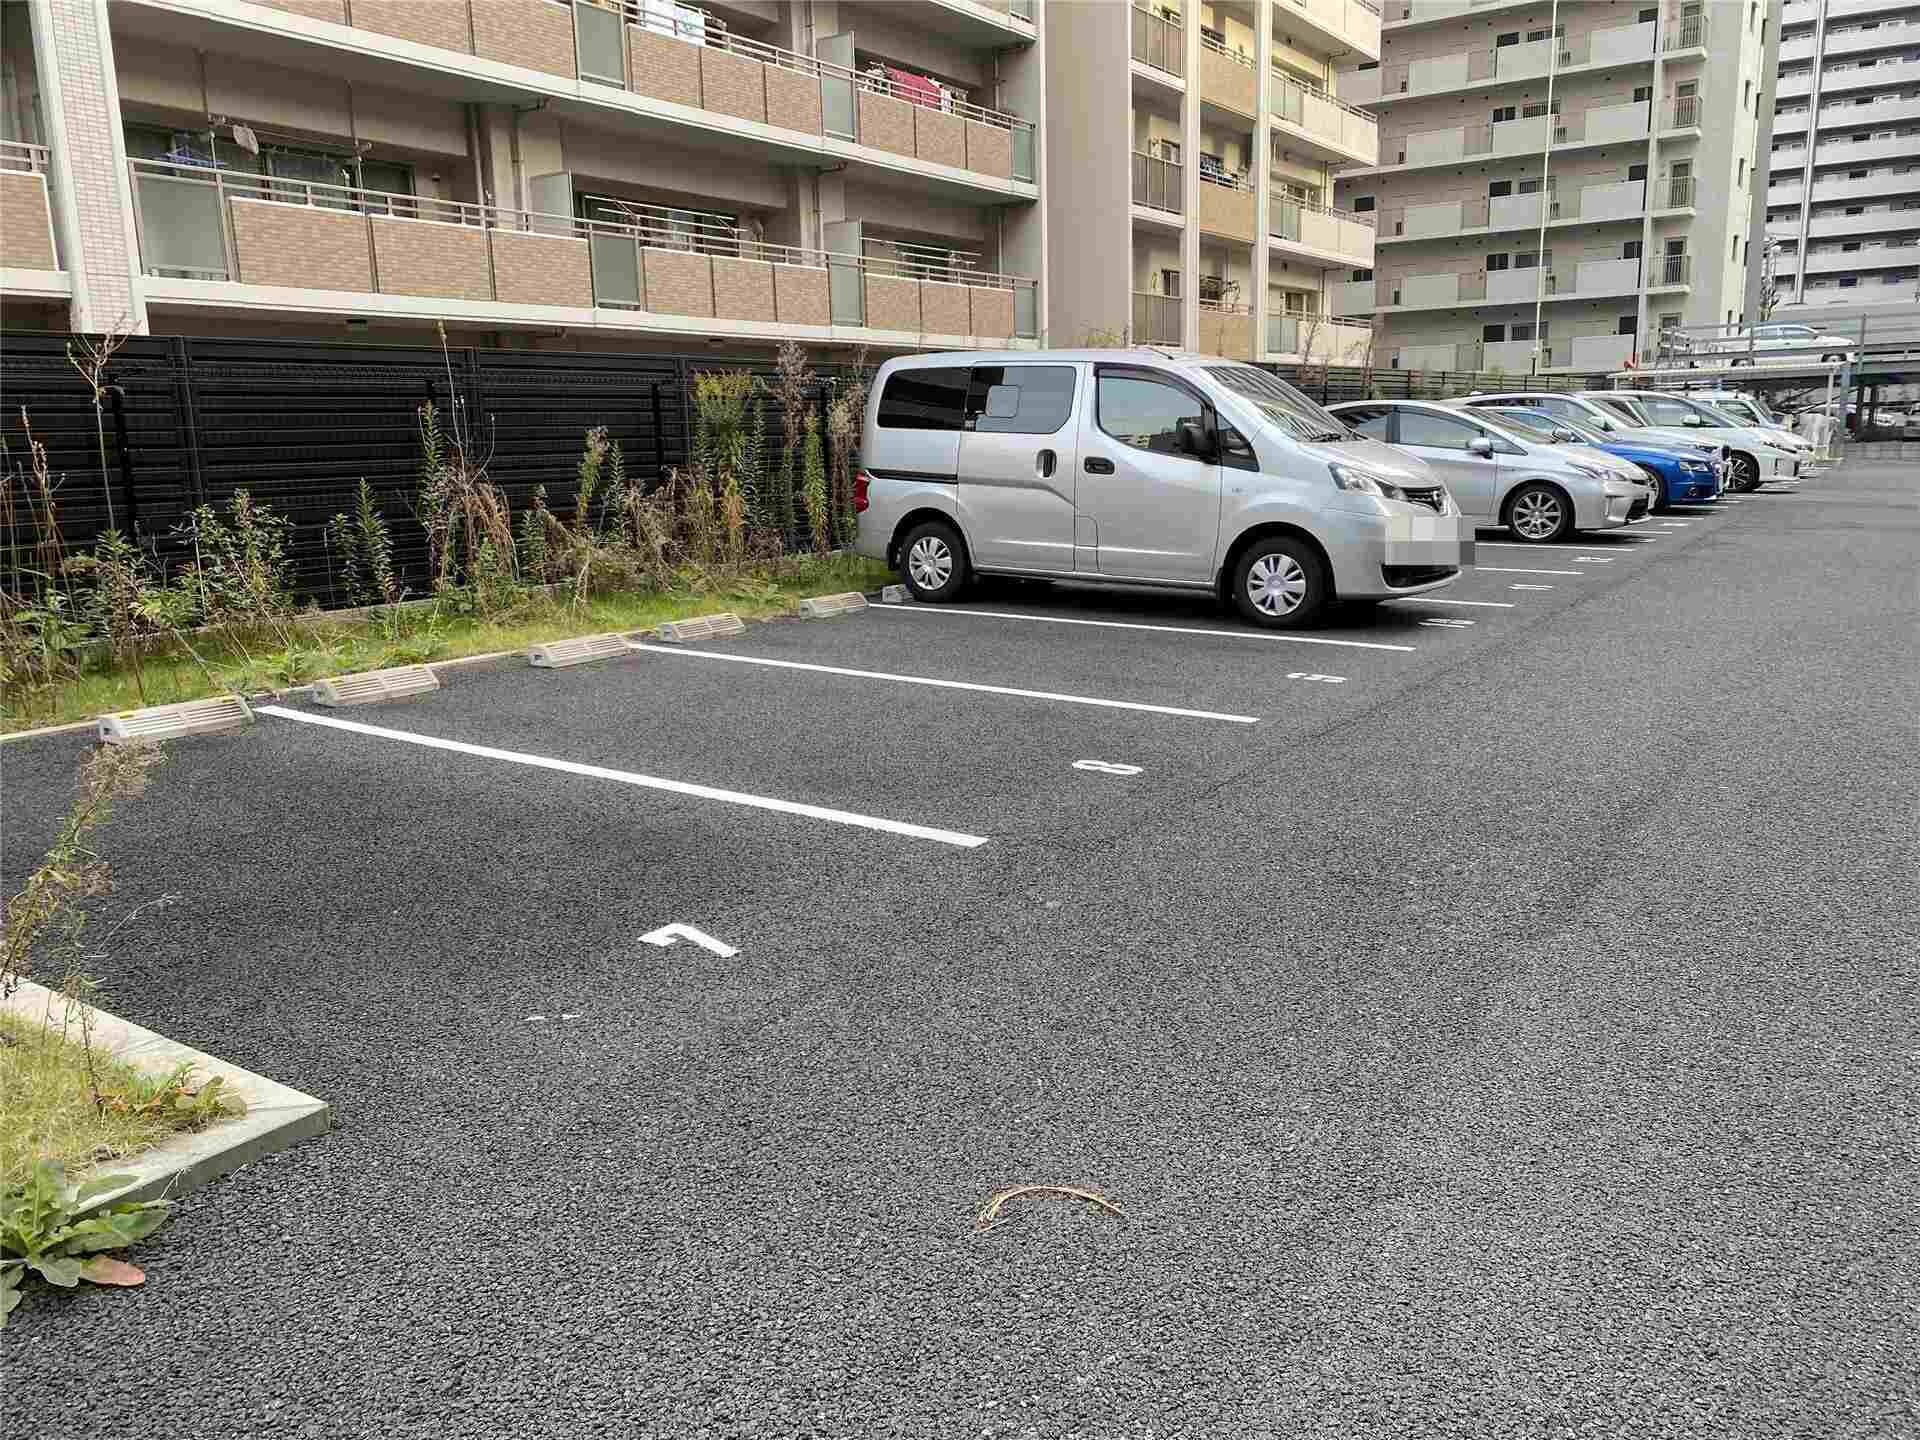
[[1476, 565, 1585, 576], [1475, 542, 1618, 555], [1510, 583, 1554, 590], [256, 705, 989, 849], [1407, 597, 1516, 608], [870, 604, 1416, 653], [626, 643, 1262, 723]]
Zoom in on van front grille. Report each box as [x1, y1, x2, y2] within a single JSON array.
[[1402, 485, 1447, 513]]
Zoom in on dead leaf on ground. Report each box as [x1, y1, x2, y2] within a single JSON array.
[[975, 1184, 1128, 1233], [78, 1257, 146, 1287]]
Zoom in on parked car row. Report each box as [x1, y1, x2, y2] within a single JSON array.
[[856, 349, 1822, 631]]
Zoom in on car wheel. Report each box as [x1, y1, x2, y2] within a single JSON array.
[[1504, 483, 1573, 543], [1821, 352, 1845, 363], [1644, 471, 1667, 512], [1231, 536, 1329, 629], [899, 520, 969, 602], [1729, 452, 1762, 492]]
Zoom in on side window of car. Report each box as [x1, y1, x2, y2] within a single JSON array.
[[1395, 410, 1480, 450], [967, 365, 1078, 435], [1096, 373, 1209, 460], [1340, 405, 1395, 440], [877, 367, 971, 430]]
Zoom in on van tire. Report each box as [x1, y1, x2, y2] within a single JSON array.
[[1230, 536, 1329, 629], [899, 520, 969, 603]]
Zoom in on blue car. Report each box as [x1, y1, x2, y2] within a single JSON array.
[[1486, 406, 1723, 508]]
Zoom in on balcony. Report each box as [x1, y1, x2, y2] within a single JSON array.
[[0, 142, 62, 286], [1823, 56, 1920, 95], [228, 0, 1036, 189], [1786, 0, 1911, 22], [1661, 11, 1709, 54], [1131, 151, 1184, 215], [1131, 6, 1184, 79], [1814, 18, 1920, 59], [1200, 33, 1258, 117], [1653, 175, 1696, 211], [1810, 131, 1920, 168], [1568, 333, 1634, 371], [1381, 0, 1534, 31], [1800, 241, 1920, 273], [124, 159, 1036, 341], [1806, 207, 1920, 239], [1810, 93, 1920, 132], [1272, 0, 1383, 64], [1372, 19, 1657, 104], [1810, 170, 1920, 204], [1198, 298, 1255, 359], [1372, 101, 1649, 171], [1382, 255, 1648, 311], [1270, 197, 1375, 267], [1378, 174, 1686, 242], [1271, 69, 1379, 166], [1331, 279, 1376, 315], [1648, 253, 1692, 290], [1132, 289, 1182, 343], [1662, 94, 1703, 133], [1267, 312, 1375, 363], [1198, 174, 1257, 243]]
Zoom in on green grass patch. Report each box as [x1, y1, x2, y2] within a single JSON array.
[[5, 553, 892, 733]]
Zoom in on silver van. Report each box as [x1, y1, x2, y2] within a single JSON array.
[[853, 349, 1470, 628]]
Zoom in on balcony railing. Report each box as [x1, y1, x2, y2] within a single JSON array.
[[1200, 31, 1258, 114], [1131, 6, 1184, 76], [1377, 20, 1656, 98], [1663, 12, 1708, 50], [1666, 94, 1702, 129], [0, 140, 58, 273], [1656, 174, 1695, 209], [125, 159, 1037, 337], [1652, 253, 1692, 287], [0, 139, 49, 175], [1268, 312, 1375, 362], [1269, 197, 1376, 264], [303, 0, 1035, 184], [1132, 290, 1182, 344], [1270, 68, 1380, 161], [1378, 101, 1650, 167], [1132, 151, 1184, 212]]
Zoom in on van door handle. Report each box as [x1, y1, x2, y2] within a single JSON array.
[[1037, 448, 1056, 478], [1084, 456, 1115, 475]]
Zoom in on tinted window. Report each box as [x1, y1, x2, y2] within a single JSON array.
[[1340, 405, 1394, 439], [968, 365, 1077, 435], [1637, 396, 1701, 425], [878, 367, 971, 430], [1396, 410, 1482, 450], [1097, 374, 1206, 458]]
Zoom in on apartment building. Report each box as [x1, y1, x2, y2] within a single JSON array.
[[1330, 0, 1776, 374], [1766, 0, 1920, 309], [1043, 0, 1383, 365], [0, 0, 1045, 354]]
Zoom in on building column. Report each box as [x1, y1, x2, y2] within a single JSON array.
[[31, 0, 145, 333], [1181, 6, 1200, 350], [1251, 12, 1271, 360]]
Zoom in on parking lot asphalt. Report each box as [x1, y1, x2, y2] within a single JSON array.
[[5, 461, 1917, 1439]]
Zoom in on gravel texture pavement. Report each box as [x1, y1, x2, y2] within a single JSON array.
[[3, 462, 1915, 1438]]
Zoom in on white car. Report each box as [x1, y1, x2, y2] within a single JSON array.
[[1460, 390, 1726, 460], [1688, 390, 1794, 433], [1585, 390, 1812, 492], [1328, 399, 1645, 543], [1710, 323, 1858, 365]]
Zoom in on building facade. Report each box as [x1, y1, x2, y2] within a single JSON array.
[[1043, 0, 1383, 365], [1766, 0, 1920, 311], [0, 0, 1046, 354], [1331, 0, 1776, 373]]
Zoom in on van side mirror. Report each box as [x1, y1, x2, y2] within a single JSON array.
[[1682, 413, 1704, 427], [1467, 436, 1495, 458], [1176, 419, 1214, 459]]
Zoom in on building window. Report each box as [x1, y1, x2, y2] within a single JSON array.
[[1352, 195, 1375, 213], [1634, 85, 1652, 103], [1483, 323, 1507, 342], [1738, 158, 1746, 185], [1486, 252, 1510, 271], [1617, 316, 1638, 336], [1629, 163, 1648, 181], [1743, 80, 1752, 110], [1492, 105, 1517, 123], [1659, 313, 1681, 331], [1639, 6, 1655, 21], [1351, 268, 1374, 281], [1488, 179, 1513, 197], [1623, 239, 1643, 259], [1840, 276, 1859, 287], [1496, 31, 1520, 47]]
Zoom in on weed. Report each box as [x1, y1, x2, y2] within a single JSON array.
[[1, 1161, 173, 1326]]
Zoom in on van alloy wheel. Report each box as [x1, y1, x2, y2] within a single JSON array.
[[907, 535, 954, 590], [1510, 489, 1564, 541], [1246, 553, 1308, 616]]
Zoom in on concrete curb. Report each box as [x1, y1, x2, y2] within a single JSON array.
[[3, 980, 331, 1214]]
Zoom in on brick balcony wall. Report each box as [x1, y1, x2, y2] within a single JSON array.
[[920, 280, 970, 336], [370, 217, 491, 301], [964, 121, 1012, 180], [490, 230, 592, 308], [629, 28, 702, 108], [1198, 182, 1256, 243], [1200, 48, 1257, 117], [765, 66, 823, 134], [1200, 310, 1254, 360], [700, 49, 767, 124], [255, 0, 347, 21], [863, 274, 920, 331], [857, 92, 915, 158], [352, 0, 472, 53], [711, 256, 777, 322], [969, 286, 1014, 341], [643, 248, 714, 316], [230, 199, 372, 291], [473, 0, 575, 78], [914, 109, 965, 169], [0, 173, 57, 270], [774, 264, 830, 325]]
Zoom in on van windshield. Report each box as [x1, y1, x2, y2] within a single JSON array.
[[1204, 365, 1349, 442]]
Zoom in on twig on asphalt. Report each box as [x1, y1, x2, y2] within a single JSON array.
[[974, 1185, 1128, 1233]]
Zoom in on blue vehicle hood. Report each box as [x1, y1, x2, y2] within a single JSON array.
[[1596, 440, 1705, 467]]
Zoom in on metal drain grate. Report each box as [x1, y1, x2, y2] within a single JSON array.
[[798, 592, 869, 619], [310, 664, 441, 707], [98, 695, 253, 745], [527, 634, 635, 668], [880, 584, 910, 603], [654, 612, 746, 643]]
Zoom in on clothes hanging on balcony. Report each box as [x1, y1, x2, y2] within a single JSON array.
[[884, 65, 944, 109]]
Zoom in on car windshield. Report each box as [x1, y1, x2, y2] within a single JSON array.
[[1517, 410, 1610, 446], [1484, 409, 1568, 444], [1692, 399, 1749, 427], [1588, 394, 1651, 426], [1204, 364, 1350, 441]]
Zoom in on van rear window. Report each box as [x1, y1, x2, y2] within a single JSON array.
[[877, 367, 971, 430]]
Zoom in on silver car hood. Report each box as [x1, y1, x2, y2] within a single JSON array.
[[1292, 434, 1436, 484]]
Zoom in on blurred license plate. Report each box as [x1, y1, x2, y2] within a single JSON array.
[[1386, 512, 1472, 568]]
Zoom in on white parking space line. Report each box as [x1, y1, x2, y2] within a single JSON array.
[[256, 705, 989, 849], [1476, 565, 1585, 576], [1407, 598, 1516, 608], [1510, 583, 1554, 590], [626, 643, 1262, 723], [871, 604, 1417, 653]]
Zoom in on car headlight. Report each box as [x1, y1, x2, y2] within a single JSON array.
[[1567, 461, 1607, 479], [1328, 463, 1406, 502], [1680, 460, 1709, 473]]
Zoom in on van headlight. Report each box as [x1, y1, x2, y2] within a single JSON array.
[[1328, 463, 1406, 502]]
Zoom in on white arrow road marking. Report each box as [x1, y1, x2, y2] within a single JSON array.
[[1419, 617, 1475, 628], [1476, 565, 1584, 576], [1413, 597, 1515, 608], [1285, 672, 1346, 683], [1510, 583, 1554, 590], [640, 924, 738, 957], [1074, 760, 1143, 776]]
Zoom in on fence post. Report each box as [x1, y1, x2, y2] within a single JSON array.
[[171, 336, 208, 510], [106, 384, 138, 537], [650, 382, 666, 481]]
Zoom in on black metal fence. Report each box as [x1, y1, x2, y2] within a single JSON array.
[[1, 332, 852, 606]]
